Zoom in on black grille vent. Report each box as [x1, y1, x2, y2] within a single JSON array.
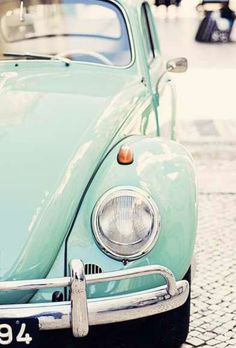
[[85, 264, 102, 275]]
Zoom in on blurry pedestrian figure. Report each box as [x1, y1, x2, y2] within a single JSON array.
[[229, 0, 236, 40], [195, 1, 235, 42], [221, 1, 235, 24], [154, 0, 182, 7], [154, 0, 182, 18]]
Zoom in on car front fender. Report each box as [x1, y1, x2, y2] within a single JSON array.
[[66, 136, 197, 297], [32, 135, 197, 302]]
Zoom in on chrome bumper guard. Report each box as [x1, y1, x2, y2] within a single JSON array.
[[0, 260, 189, 338]]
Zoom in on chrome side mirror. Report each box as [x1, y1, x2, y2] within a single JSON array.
[[166, 57, 188, 73]]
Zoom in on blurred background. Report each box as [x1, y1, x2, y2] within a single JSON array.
[[153, 0, 236, 191], [155, 0, 236, 121]]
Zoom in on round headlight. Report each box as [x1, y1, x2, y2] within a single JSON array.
[[92, 187, 161, 260]]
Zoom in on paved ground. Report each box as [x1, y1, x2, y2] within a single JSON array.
[[187, 194, 236, 347], [181, 135, 236, 348]]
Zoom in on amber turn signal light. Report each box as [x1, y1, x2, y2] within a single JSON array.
[[117, 146, 134, 165]]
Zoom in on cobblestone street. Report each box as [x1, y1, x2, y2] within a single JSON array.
[[187, 194, 236, 347], [181, 126, 236, 347]]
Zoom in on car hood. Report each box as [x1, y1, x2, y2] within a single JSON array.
[[0, 62, 136, 301]]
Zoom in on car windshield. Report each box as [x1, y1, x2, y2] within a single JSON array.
[[0, 0, 132, 66]]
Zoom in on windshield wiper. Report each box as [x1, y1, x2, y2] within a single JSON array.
[[3, 52, 71, 66]]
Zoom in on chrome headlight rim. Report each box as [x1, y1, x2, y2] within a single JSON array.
[[92, 186, 161, 261]]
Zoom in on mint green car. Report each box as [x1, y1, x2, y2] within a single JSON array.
[[0, 0, 197, 347]]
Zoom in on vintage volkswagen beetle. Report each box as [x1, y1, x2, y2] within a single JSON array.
[[0, 0, 197, 347]]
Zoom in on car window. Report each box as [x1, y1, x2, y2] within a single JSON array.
[[141, 3, 155, 62], [0, 0, 132, 67]]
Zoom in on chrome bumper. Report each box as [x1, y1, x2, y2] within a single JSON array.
[[0, 260, 189, 338]]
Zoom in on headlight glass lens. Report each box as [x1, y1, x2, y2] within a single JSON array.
[[92, 187, 160, 260]]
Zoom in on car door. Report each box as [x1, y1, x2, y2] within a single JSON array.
[[141, 2, 176, 140]]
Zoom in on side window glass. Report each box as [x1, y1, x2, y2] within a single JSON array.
[[141, 3, 155, 62]]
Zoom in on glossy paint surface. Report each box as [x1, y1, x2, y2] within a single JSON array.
[[32, 136, 197, 303], [0, 60, 155, 303], [65, 137, 197, 299], [0, 0, 196, 305]]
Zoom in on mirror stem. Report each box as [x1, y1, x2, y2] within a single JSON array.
[[20, 0, 25, 22], [156, 70, 170, 94]]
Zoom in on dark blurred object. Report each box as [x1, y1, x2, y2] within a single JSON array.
[[196, 0, 228, 12], [154, 0, 182, 6], [195, 1, 235, 42]]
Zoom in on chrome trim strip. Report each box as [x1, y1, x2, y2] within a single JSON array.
[[88, 280, 188, 326], [0, 265, 177, 295], [0, 278, 71, 291], [0, 262, 189, 337], [86, 265, 178, 296], [70, 260, 89, 337], [0, 281, 188, 330]]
